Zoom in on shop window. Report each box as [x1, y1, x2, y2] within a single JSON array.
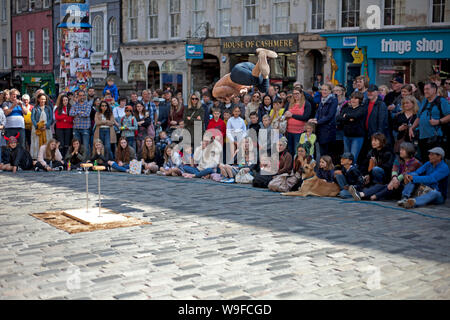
[[341, 0, 360, 28], [128, 61, 146, 82], [311, 0, 325, 30], [431, 0, 446, 23], [244, 0, 258, 35], [147, 0, 158, 39], [217, 0, 231, 36]]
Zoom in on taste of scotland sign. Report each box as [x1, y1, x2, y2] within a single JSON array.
[[221, 34, 298, 54]]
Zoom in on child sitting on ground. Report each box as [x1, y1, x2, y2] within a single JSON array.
[[334, 152, 365, 199], [317, 155, 335, 183], [158, 143, 182, 176], [156, 131, 172, 154]]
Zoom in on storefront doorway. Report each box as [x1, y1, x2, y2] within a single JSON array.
[[147, 61, 160, 90], [191, 54, 220, 92]]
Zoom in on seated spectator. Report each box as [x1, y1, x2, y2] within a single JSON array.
[[88, 139, 110, 168], [398, 147, 449, 209], [182, 136, 222, 179], [353, 142, 421, 201], [360, 133, 395, 186], [107, 136, 136, 173], [317, 155, 335, 183], [65, 138, 88, 170], [0, 134, 33, 173], [252, 137, 292, 188], [139, 136, 162, 175], [158, 143, 182, 176], [35, 139, 64, 172], [218, 136, 257, 183], [299, 122, 317, 158], [334, 152, 365, 199]]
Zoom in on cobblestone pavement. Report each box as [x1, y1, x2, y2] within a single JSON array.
[[0, 171, 449, 300]]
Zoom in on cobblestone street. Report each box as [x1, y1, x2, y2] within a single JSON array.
[[0, 172, 449, 300]]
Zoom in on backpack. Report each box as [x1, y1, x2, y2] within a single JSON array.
[[419, 97, 449, 146], [121, 117, 138, 137]]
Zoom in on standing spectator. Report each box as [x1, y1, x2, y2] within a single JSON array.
[[113, 97, 127, 145], [202, 93, 214, 129], [363, 84, 390, 159], [168, 97, 185, 133], [54, 94, 74, 158], [141, 89, 156, 124], [444, 78, 450, 101], [2, 88, 27, 147], [231, 95, 246, 120], [392, 95, 419, 152], [313, 73, 324, 88], [120, 106, 138, 151], [384, 76, 403, 108], [184, 92, 204, 147], [134, 102, 153, 154], [409, 82, 450, 161], [378, 85, 390, 101], [337, 91, 366, 162], [206, 107, 227, 146], [332, 84, 348, 164], [69, 90, 91, 154], [310, 84, 338, 157], [128, 91, 140, 108], [22, 94, 34, 151], [0, 106, 5, 163], [94, 100, 116, 161], [154, 97, 169, 133], [284, 88, 311, 156], [86, 87, 96, 106], [269, 98, 286, 135], [258, 95, 273, 123], [30, 93, 54, 160], [245, 92, 261, 125], [103, 78, 119, 101], [354, 76, 369, 103]]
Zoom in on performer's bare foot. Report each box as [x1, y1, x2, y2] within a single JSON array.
[[254, 48, 278, 78]]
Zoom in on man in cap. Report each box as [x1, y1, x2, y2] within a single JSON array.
[[384, 75, 404, 107], [398, 147, 449, 208]]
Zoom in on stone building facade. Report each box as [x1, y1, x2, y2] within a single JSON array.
[[0, 0, 11, 89]]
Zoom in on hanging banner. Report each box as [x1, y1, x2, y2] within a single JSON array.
[[60, 0, 91, 28]]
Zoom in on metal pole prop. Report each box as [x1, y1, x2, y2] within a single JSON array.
[[81, 163, 93, 213]]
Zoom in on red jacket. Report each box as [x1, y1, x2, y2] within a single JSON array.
[[54, 106, 74, 129], [206, 118, 226, 144]]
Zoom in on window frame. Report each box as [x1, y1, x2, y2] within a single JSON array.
[[43, 0, 50, 9], [109, 17, 119, 52], [339, 0, 360, 30], [16, 31, 22, 66], [128, 0, 138, 41], [272, 0, 290, 34], [42, 28, 50, 65], [1, 0, 7, 22], [92, 15, 104, 53], [310, 0, 325, 32], [16, 0, 21, 14], [28, 29, 35, 66], [147, 0, 159, 40], [243, 0, 259, 35], [192, 0, 206, 37], [217, 0, 231, 37], [29, 0, 36, 11], [169, 0, 181, 39], [429, 0, 446, 24]]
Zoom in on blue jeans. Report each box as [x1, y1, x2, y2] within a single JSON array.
[[99, 128, 114, 160], [230, 62, 269, 93], [125, 136, 136, 151], [287, 132, 302, 158], [111, 162, 130, 173], [402, 182, 445, 207], [343, 136, 364, 162], [73, 128, 90, 155], [335, 174, 353, 198], [371, 166, 385, 184], [182, 165, 215, 178]]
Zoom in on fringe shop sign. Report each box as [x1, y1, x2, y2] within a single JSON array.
[[221, 35, 298, 54]]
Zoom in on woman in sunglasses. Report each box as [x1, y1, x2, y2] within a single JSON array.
[[183, 92, 204, 147]]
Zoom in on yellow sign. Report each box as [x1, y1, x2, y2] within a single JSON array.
[[352, 46, 364, 64]]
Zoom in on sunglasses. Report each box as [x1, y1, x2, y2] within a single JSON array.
[[191, 97, 199, 100], [125, 110, 132, 112]]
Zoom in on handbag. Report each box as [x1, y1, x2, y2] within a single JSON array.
[[268, 172, 301, 193], [235, 168, 254, 184], [210, 173, 222, 182], [147, 123, 155, 138], [129, 159, 143, 175]]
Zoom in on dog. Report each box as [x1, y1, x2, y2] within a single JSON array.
[[282, 160, 340, 197]]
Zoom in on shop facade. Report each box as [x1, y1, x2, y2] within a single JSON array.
[[321, 27, 450, 91], [120, 42, 187, 95], [20, 73, 56, 97]]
